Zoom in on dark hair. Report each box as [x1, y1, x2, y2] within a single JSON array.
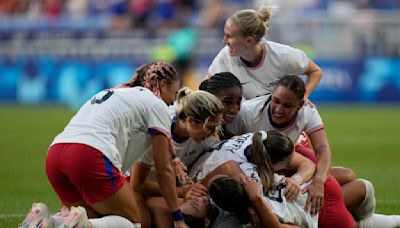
[[199, 72, 242, 96], [276, 75, 306, 101], [209, 177, 250, 224], [249, 130, 294, 191]]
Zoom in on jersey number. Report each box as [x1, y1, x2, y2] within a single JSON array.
[[91, 90, 114, 104]]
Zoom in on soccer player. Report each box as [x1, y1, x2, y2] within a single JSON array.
[[131, 88, 224, 227], [20, 61, 189, 228], [206, 5, 322, 106], [196, 130, 352, 227], [196, 131, 400, 228], [199, 72, 243, 125]]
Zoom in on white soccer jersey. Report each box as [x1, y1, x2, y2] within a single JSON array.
[[197, 133, 317, 227], [225, 95, 324, 144], [196, 132, 257, 181], [51, 87, 172, 173], [140, 135, 215, 168], [140, 108, 218, 171], [240, 163, 318, 228], [207, 39, 308, 100]]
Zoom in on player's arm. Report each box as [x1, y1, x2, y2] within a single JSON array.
[[288, 152, 316, 183], [131, 162, 191, 198], [304, 128, 331, 215], [240, 174, 299, 228], [303, 58, 323, 102], [283, 152, 316, 201], [151, 134, 187, 227], [309, 129, 331, 185], [131, 162, 163, 197]]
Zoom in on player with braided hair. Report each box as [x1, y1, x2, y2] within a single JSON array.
[[20, 61, 189, 228]]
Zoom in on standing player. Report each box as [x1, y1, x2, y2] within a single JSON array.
[[207, 5, 323, 105], [20, 61, 188, 228]]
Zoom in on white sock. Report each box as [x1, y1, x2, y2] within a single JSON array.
[[89, 215, 140, 228], [359, 214, 400, 228], [353, 179, 376, 220]]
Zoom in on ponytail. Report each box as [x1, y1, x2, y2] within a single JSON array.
[[249, 132, 275, 191]]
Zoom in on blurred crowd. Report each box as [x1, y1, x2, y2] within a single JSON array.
[[0, 0, 399, 31]]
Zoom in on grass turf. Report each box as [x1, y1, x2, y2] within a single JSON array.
[[0, 104, 399, 227]]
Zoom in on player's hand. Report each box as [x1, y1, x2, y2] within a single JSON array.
[[304, 177, 324, 215], [304, 97, 316, 108], [185, 182, 208, 199], [240, 174, 263, 202], [181, 196, 209, 218], [283, 177, 301, 201]]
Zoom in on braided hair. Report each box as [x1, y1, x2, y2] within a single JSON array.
[[199, 72, 242, 96], [125, 61, 178, 98]]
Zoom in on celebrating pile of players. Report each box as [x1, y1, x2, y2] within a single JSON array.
[[20, 5, 400, 228]]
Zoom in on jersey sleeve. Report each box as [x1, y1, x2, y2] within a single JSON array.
[[147, 100, 171, 137], [304, 107, 324, 135], [207, 47, 229, 79], [285, 47, 308, 75], [141, 99, 173, 167], [239, 162, 262, 183]]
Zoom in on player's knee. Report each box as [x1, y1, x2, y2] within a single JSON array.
[[331, 167, 356, 185]]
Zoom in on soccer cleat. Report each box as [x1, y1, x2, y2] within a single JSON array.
[[59, 206, 91, 228], [19, 202, 54, 228]]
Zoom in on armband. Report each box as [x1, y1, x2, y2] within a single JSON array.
[[172, 209, 184, 221], [291, 173, 303, 185]]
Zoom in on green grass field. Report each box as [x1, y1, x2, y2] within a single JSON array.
[[0, 104, 399, 227]]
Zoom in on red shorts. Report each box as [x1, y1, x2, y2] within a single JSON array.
[[46, 143, 126, 205], [319, 176, 355, 228]]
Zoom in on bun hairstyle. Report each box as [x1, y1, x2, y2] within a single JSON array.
[[199, 72, 242, 96], [249, 130, 294, 192], [228, 5, 277, 42], [209, 177, 250, 224], [175, 87, 224, 124], [125, 61, 178, 97]]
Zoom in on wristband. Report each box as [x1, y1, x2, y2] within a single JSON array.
[[291, 173, 303, 185], [172, 209, 184, 221]]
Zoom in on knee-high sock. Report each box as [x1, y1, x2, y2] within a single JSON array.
[[359, 214, 400, 228], [89, 215, 140, 228]]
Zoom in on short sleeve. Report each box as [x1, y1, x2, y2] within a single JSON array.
[[285, 47, 308, 75], [207, 47, 229, 78], [239, 162, 261, 183], [147, 100, 171, 137], [304, 107, 324, 135]]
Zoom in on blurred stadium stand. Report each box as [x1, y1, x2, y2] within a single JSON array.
[[1, 0, 400, 108]]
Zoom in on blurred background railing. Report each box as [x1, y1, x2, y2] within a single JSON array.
[[1, 0, 399, 108]]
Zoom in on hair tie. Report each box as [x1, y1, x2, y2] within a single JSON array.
[[260, 131, 268, 141]]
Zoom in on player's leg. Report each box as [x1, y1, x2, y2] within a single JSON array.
[[341, 179, 373, 219], [330, 166, 357, 186], [50, 143, 140, 225], [318, 176, 355, 228], [343, 179, 400, 228]]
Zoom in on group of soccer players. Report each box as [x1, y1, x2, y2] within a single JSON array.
[[20, 5, 400, 228]]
